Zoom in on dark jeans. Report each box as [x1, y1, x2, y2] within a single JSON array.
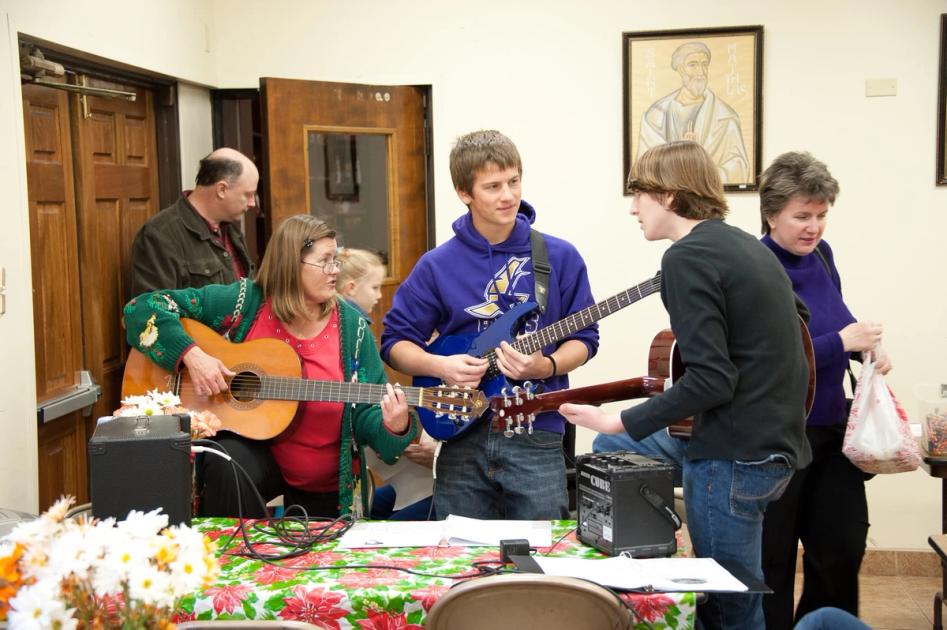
[[198, 433, 339, 519], [434, 419, 569, 520], [762, 424, 869, 630], [370, 485, 435, 520]]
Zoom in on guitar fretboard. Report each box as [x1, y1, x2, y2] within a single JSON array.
[[244, 377, 427, 406], [485, 273, 662, 376]]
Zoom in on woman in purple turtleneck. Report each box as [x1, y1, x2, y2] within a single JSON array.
[[758, 152, 892, 630]]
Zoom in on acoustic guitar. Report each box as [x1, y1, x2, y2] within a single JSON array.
[[488, 376, 666, 436], [121, 319, 488, 440], [659, 317, 817, 439], [415, 272, 662, 441], [486, 318, 815, 439]]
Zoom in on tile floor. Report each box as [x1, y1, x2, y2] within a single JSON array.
[[793, 573, 942, 630]]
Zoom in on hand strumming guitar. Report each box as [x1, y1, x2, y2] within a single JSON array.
[[182, 346, 235, 396], [435, 354, 488, 388]]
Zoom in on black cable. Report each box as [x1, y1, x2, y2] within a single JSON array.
[[543, 526, 578, 555]]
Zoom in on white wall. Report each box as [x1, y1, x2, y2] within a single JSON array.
[[0, 0, 944, 549], [177, 82, 215, 184]]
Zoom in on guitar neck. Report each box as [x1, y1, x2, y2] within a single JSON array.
[[512, 274, 662, 355], [255, 377, 424, 406], [490, 376, 665, 417]]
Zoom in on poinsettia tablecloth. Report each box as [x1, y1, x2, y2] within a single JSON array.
[[175, 518, 696, 629]]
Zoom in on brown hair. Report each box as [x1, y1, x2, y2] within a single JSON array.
[[256, 215, 337, 322], [336, 248, 385, 287], [759, 151, 839, 234], [449, 130, 522, 195], [627, 141, 728, 220]]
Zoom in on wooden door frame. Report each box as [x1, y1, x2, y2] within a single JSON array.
[[18, 34, 181, 208]]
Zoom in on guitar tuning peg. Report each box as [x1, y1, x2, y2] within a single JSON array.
[[504, 417, 514, 438], [514, 413, 525, 434], [527, 415, 535, 435]]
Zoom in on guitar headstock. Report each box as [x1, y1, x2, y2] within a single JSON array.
[[488, 383, 545, 417], [419, 385, 489, 420]]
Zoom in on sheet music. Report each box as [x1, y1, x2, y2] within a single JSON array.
[[533, 556, 748, 592], [336, 515, 552, 549]]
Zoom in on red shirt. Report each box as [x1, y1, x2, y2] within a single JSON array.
[[246, 301, 345, 492]]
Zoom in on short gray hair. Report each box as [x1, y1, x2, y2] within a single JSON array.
[[759, 152, 840, 234], [671, 41, 711, 71]]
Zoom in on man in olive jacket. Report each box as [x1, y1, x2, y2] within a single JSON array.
[[128, 148, 256, 298]]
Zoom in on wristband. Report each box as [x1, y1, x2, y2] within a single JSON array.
[[543, 353, 557, 378]]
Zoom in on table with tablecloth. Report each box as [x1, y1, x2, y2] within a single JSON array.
[[173, 518, 697, 628]]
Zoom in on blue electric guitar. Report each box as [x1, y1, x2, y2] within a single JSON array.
[[414, 272, 662, 440]]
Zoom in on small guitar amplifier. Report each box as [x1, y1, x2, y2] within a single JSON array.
[[89, 414, 192, 526], [576, 450, 679, 557]]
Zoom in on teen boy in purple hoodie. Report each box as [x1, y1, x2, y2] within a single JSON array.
[[380, 129, 599, 520]]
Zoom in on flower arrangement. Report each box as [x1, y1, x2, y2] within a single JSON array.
[[0, 496, 219, 628], [114, 390, 221, 439]]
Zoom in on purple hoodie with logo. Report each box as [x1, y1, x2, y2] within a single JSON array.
[[381, 201, 599, 433]]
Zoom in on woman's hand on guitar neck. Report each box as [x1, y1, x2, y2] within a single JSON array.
[[182, 346, 235, 396], [380, 383, 410, 435], [559, 403, 624, 434]]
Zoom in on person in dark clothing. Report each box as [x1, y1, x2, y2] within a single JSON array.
[[561, 141, 812, 630], [128, 147, 256, 298], [759, 152, 891, 629]]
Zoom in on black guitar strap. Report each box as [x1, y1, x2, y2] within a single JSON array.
[[530, 228, 551, 314]]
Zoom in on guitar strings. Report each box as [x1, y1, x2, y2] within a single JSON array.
[[480, 274, 662, 370]]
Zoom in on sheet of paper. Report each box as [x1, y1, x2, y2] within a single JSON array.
[[336, 515, 552, 549], [444, 515, 552, 547], [533, 556, 748, 592]]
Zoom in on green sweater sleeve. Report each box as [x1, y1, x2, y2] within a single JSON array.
[[123, 282, 248, 372], [344, 308, 418, 461]]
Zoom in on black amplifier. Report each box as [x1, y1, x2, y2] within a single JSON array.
[[576, 450, 679, 557], [89, 414, 192, 526]]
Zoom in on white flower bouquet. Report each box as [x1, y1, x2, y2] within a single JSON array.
[[0, 496, 219, 628], [114, 390, 221, 439]]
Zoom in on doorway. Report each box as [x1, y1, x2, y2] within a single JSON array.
[[21, 39, 179, 509]]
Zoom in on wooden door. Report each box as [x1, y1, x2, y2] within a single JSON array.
[[260, 79, 430, 351], [23, 83, 87, 506], [23, 78, 160, 510], [72, 77, 160, 432]]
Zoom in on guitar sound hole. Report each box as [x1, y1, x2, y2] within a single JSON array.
[[230, 371, 262, 402]]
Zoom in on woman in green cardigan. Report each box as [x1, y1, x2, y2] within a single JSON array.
[[124, 215, 418, 518]]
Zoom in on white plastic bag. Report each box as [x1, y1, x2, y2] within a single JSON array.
[[842, 358, 921, 474]]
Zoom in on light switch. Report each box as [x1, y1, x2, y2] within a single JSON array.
[[865, 78, 897, 97], [0, 294, 4, 315]]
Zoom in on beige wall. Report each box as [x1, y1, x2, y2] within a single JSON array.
[[1, 0, 945, 549]]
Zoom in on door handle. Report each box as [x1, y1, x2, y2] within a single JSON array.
[[37, 370, 101, 424]]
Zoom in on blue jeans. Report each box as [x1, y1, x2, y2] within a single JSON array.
[[592, 430, 686, 486], [434, 419, 568, 520], [594, 430, 793, 630], [793, 607, 871, 630]]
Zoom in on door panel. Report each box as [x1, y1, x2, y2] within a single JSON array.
[[261, 79, 429, 353], [72, 78, 160, 428], [23, 83, 88, 508], [23, 84, 83, 402]]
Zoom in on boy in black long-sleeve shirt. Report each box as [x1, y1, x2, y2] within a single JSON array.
[[562, 141, 811, 630]]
